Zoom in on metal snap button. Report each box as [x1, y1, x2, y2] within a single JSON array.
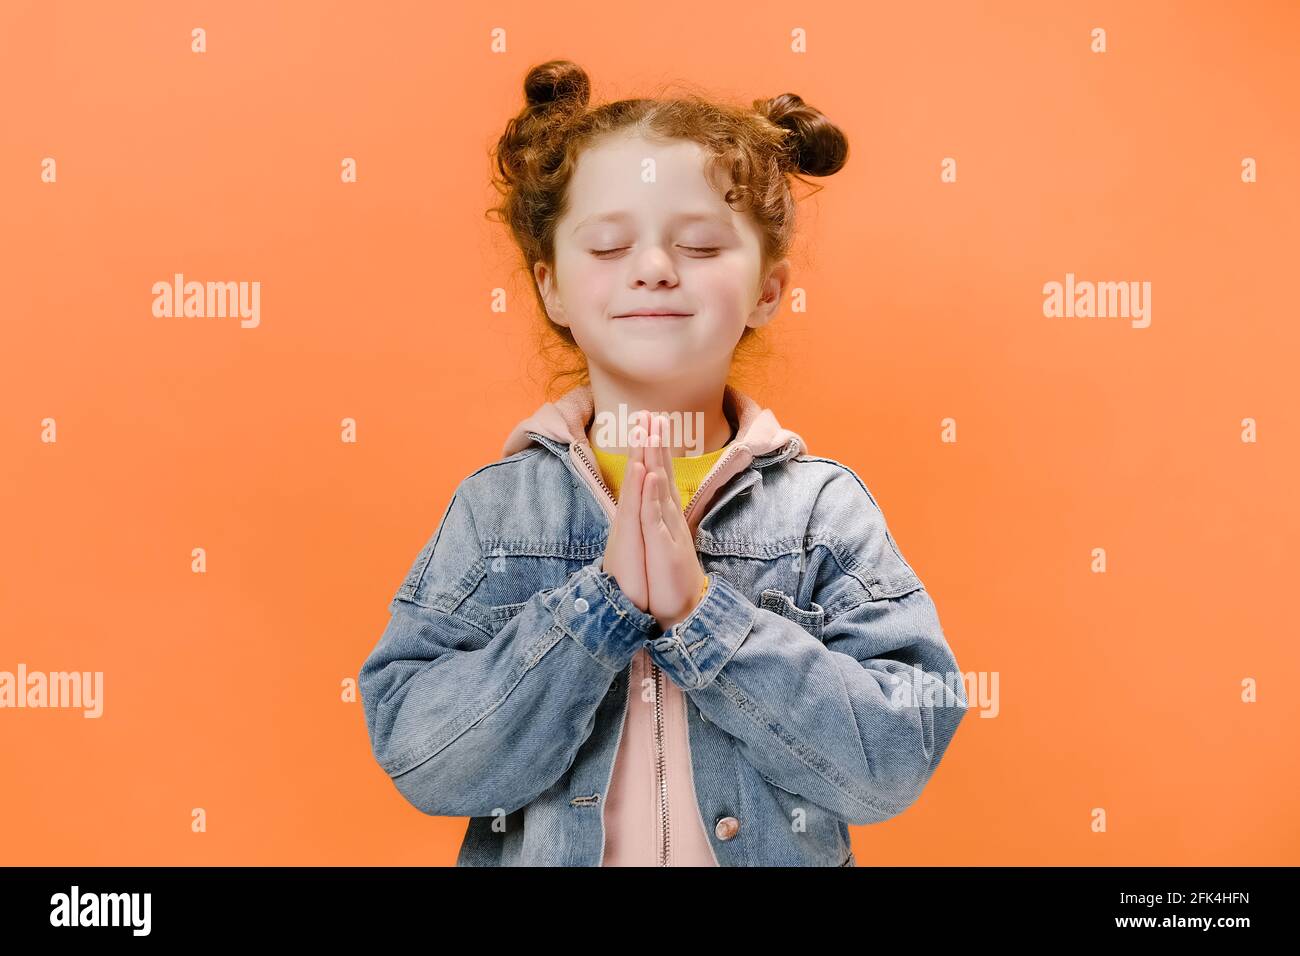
[[714, 816, 740, 841], [573, 597, 589, 613]]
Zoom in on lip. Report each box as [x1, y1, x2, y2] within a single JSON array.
[[612, 310, 694, 318]]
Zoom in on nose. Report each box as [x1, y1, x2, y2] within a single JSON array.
[[627, 246, 678, 289]]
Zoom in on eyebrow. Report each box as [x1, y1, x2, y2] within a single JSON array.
[[571, 210, 737, 234]]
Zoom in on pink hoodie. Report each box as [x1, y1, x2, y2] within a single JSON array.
[[500, 383, 807, 866]]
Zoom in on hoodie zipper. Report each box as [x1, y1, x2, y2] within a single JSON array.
[[682, 443, 744, 526], [571, 441, 619, 512], [653, 663, 670, 865]]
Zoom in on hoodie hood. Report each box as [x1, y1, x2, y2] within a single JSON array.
[[500, 383, 807, 535], [501, 382, 806, 461]]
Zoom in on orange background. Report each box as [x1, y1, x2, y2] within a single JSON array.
[[2, 0, 1297, 865]]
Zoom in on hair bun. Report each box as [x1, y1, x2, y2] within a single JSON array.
[[758, 93, 849, 177], [524, 60, 591, 112]]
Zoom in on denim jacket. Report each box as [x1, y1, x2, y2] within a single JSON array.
[[358, 384, 968, 866]]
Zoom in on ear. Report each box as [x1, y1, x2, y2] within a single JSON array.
[[534, 259, 570, 328], [746, 258, 791, 330]]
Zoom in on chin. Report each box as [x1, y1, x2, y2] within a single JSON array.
[[612, 358, 691, 381]]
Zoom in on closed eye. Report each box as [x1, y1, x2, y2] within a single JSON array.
[[591, 247, 720, 259]]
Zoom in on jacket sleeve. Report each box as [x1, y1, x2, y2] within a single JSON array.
[[645, 466, 968, 826], [358, 483, 660, 818]]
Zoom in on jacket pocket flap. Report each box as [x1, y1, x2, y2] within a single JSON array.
[[759, 589, 826, 637]]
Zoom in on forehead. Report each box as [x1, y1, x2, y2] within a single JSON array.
[[565, 132, 736, 228]]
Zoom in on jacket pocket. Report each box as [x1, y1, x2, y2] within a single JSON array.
[[475, 587, 562, 638], [758, 769, 800, 796], [472, 549, 595, 608], [759, 588, 825, 640]]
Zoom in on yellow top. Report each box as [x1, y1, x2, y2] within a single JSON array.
[[589, 442, 729, 507], [590, 441, 730, 606]]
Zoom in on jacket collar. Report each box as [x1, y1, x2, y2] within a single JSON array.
[[500, 383, 807, 535]]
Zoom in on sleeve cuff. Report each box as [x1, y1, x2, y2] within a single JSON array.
[[549, 561, 661, 672], [645, 572, 755, 689]]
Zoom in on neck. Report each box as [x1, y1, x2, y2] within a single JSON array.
[[583, 367, 733, 458]]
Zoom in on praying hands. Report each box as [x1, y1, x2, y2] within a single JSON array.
[[601, 410, 709, 632]]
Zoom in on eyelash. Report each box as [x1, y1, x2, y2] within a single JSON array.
[[591, 247, 720, 258]]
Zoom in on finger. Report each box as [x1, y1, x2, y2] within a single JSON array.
[[625, 459, 645, 533], [647, 414, 666, 498], [625, 460, 648, 574], [630, 411, 650, 490], [653, 415, 676, 513], [613, 452, 640, 544], [642, 467, 677, 546], [658, 416, 684, 513], [640, 469, 655, 541], [640, 469, 665, 539], [630, 409, 647, 457], [604, 458, 644, 607], [642, 411, 658, 472]]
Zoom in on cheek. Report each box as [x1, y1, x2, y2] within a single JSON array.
[[694, 261, 755, 310], [563, 260, 617, 309]]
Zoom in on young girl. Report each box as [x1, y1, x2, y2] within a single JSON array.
[[359, 60, 967, 866]]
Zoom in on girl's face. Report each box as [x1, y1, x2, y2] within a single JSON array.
[[534, 131, 789, 385]]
